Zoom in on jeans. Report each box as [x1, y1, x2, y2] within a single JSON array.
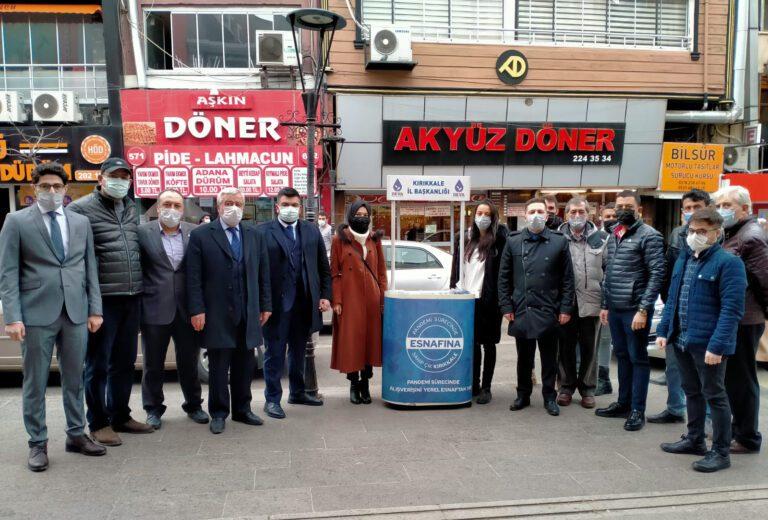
[[671, 346, 731, 456], [608, 309, 651, 412], [725, 323, 764, 451], [597, 322, 612, 368], [663, 345, 687, 417]]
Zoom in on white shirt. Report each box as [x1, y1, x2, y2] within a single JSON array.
[[37, 203, 69, 257], [458, 249, 486, 298]]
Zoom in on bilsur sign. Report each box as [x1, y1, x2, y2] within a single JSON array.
[[387, 175, 471, 202]]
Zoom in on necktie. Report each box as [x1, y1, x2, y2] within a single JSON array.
[[47, 211, 65, 262], [228, 227, 242, 260], [283, 223, 295, 243]]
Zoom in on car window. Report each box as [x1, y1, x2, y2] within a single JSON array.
[[384, 246, 443, 270]]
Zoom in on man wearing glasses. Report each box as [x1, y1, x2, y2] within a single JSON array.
[[0, 163, 106, 471]]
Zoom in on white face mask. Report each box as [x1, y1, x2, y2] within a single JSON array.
[[526, 213, 546, 233], [278, 206, 300, 224], [102, 178, 131, 199], [568, 215, 587, 231], [686, 232, 714, 254], [36, 191, 64, 212], [159, 208, 182, 228], [475, 215, 492, 231], [318, 219, 327, 228], [221, 205, 243, 227]]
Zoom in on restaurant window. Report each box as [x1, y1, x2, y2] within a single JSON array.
[[0, 12, 107, 103], [145, 9, 298, 71]]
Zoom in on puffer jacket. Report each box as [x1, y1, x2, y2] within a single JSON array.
[[67, 187, 143, 296], [656, 243, 746, 355], [661, 224, 688, 303], [559, 220, 608, 317], [601, 219, 665, 312], [722, 216, 768, 325]]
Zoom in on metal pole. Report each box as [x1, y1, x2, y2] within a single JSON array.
[[390, 201, 397, 290], [459, 201, 465, 289]]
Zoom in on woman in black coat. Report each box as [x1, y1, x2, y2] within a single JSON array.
[[450, 200, 508, 404]]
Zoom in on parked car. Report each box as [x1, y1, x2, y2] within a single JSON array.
[[646, 296, 667, 360]]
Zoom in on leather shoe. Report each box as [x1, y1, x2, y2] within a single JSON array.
[[648, 409, 685, 424], [581, 396, 596, 409], [349, 382, 362, 405], [234, 411, 265, 426], [545, 400, 560, 416], [661, 435, 708, 455], [693, 451, 731, 473], [358, 379, 372, 404], [91, 426, 122, 446], [113, 417, 154, 434], [595, 402, 631, 418], [476, 389, 492, 405], [210, 417, 225, 434], [556, 393, 572, 406], [623, 410, 646, 431], [28, 444, 48, 472], [730, 440, 760, 454], [146, 414, 162, 430], [65, 435, 107, 456], [288, 393, 324, 406], [188, 410, 210, 424], [509, 397, 530, 411], [263, 402, 286, 419]]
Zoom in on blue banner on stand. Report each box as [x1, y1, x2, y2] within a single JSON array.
[[382, 292, 475, 406]]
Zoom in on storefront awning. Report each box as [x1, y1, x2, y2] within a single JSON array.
[[0, 4, 101, 14]]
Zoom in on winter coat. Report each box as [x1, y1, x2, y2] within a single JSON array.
[[67, 187, 143, 296], [497, 227, 575, 339], [661, 224, 688, 303], [558, 220, 607, 317], [656, 243, 746, 356], [330, 227, 388, 373], [721, 217, 768, 325], [450, 225, 509, 344], [601, 220, 665, 312]]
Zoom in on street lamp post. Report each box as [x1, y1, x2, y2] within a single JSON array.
[[286, 8, 346, 397]]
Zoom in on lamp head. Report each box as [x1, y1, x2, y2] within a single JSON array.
[[287, 8, 347, 31]]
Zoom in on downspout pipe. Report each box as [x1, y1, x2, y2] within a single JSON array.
[[665, 0, 746, 124], [690, 0, 701, 61], [127, 0, 147, 88]]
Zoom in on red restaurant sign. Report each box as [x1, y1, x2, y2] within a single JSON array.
[[120, 90, 319, 198]]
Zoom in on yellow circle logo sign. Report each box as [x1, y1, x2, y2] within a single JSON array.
[[496, 50, 528, 85]]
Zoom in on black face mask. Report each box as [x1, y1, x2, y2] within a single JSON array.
[[616, 209, 637, 226], [603, 220, 616, 232], [349, 216, 370, 234], [545, 213, 563, 230]]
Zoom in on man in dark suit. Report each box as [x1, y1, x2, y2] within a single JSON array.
[[258, 187, 332, 419], [186, 187, 272, 434], [138, 189, 208, 430]]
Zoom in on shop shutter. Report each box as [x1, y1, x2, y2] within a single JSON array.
[[450, 0, 504, 41], [516, 0, 555, 41]]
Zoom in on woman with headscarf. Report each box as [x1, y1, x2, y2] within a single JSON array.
[[450, 200, 508, 404], [330, 200, 388, 404]]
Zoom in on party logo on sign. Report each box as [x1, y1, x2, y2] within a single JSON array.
[[405, 313, 464, 373]]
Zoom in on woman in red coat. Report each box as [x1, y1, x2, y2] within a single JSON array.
[[330, 200, 388, 404]]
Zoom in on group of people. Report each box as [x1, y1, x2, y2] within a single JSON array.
[[1, 158, 765, 477]]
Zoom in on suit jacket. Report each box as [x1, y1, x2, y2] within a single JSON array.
[[138, 220, 196, 326], [186, 219, 272, 349], [258, 219, 332, 337], [0, 205, 102, 326]]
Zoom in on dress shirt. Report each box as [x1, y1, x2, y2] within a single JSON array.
[[37, 203, 69, 257], [159, 222, 184, 270]]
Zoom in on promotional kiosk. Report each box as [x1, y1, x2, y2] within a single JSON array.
[[382, 175, 475, 407]]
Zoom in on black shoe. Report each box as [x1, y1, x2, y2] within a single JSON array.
[[349, 381, 362, 405], [28, 444, 48, 472], [472, 386, 481, 397], [146, 414, 162, 430], [476, 389, 492, 405], [648, 409, 685, 424], [509, 397, 530, 411], [692, 451, 731, 473], [624, 410, 646, 431], [65, 435, 107, 456], [661, 435, 708, 455], [288, 392, 324, 406], [187, 410, 210, 424], [233, 411, 265, 426], [595, 402, 631, 418], [263, 402, 286, 420], [359, 379, 372, 404], [595, 367, 613, 396], [210, 418, 225, 434], [545, 400, 560, 416]]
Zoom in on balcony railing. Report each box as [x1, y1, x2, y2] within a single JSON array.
[[0, 63, 108, 104]]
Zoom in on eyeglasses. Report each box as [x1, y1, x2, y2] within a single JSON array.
[[36, 183, 66, 193], [687, 227, 718, 236]]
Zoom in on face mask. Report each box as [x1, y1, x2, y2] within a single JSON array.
[[616, 209, 636, 226], [546, 213, 562, 229], [102, 178, 131, 199], [717, 208, 737, 228], [568, 215, 587, 231], [36, 191, 64, 212], [318, 219, 327, 228], [603, 220, 616, 232], [221, 205, 243, 227], [526, 214, 546, 233], [686, 232, 714, 254], [349, 216, 370, 234], [682, 211, 694, 224], [278, 206, 299, 224], [159, 208, 182, 228], [475, 215, 492, 231]]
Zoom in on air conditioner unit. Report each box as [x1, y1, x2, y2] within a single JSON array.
[[724, 146, 748, 172], [254, 31, 299, 67], [365, 25, 416, 70], [0, 91, 25, 122], [31, 91, 82, 123]]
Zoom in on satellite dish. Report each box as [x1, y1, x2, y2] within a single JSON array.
[[34, 94, 59, 119], [374, 29, 398, 56]]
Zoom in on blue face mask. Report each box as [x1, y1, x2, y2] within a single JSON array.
[[682, 211, 694, 224], [717, 208, 737, 228]]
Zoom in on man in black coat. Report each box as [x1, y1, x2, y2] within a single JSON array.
[[258, 188, 332, 419], [186, 188, 272, 434], [498, 197, 575, 416], [137, 189, 208, 430]]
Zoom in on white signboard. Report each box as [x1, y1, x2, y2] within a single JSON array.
[[386, 175, 471, 202], [425, 204, 451, 217]]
